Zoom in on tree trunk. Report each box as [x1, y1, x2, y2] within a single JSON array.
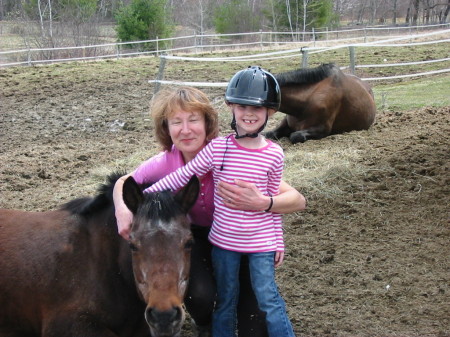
[[424, 0, 430, 24], [286, 0, 294, 40], [412, 0, 420, 25], [443, 0, 450, 23], [393, 0, 398, 25], [37, 0, 46, 41], [268, 0, 277, 32]]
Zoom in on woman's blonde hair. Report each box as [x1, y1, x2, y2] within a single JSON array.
[[151, 87, 219, 152]]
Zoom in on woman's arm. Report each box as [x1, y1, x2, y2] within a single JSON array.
[[217, 179, 306, 214], [113, 173, 134, 240]]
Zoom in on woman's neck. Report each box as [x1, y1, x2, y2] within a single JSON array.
[[182, 151, 197, 163], [181, 144, 206, 163]]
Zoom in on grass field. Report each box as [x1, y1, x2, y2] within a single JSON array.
[[373, 74, 450, 110]]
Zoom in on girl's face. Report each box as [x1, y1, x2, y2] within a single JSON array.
[[232, 104, 268, 135], [168, 109, 207, 163]]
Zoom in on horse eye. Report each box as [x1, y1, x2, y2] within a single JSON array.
[[129, 242, 138, 252], [184, 239, 194, 250]]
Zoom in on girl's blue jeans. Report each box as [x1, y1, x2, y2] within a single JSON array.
[[211, 246, 295, 337]]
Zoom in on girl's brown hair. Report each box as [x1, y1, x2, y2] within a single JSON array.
[[151, 87, 219, 152]]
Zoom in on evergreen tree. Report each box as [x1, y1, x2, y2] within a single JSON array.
[[115, 0, 173, 50], [214, 0, 259, 34]]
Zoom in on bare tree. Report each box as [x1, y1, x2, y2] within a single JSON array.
[[443, 0, 450, 22], [286, 0, 294, 38], [393, 0, 399, 24], [173, 0, 212, 35], [411, 0, 420, 24], [302, 0, 308, 32], [36, 0, 54, 47]]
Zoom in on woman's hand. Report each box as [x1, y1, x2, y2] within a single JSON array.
[[217, 179, 270, 211], [217, 179, 306, 214], [113, 174, 134, 240], [115, 206, 133, 240]]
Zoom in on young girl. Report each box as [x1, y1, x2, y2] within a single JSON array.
[[146, 66, 296, 337]]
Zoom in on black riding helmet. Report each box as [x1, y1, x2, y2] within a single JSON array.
[[225, 66, 281, 138], [225, 66, 281, 109]]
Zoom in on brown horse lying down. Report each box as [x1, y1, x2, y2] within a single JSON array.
[[0, 173, 199, 337], [266, 63, 376, 143]]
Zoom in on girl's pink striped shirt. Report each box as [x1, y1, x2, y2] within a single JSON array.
[[146, 134, 285, 253]]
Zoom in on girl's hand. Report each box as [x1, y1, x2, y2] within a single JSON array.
[[274, 251, 284, 268]]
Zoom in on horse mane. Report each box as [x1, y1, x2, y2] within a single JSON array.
[[61, 172, 124, 216], [61, 171, 156, 218], [275, 63, 339, 86], [60, 172, 179, 230]]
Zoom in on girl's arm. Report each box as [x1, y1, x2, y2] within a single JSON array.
[[146, 144, 212, 194]]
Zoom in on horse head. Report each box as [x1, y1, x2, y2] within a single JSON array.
[[122, 176, 199, 337]]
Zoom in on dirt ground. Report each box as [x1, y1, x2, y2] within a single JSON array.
[[0, 59, 449, 337]]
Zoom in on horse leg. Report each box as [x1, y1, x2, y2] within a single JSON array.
[[287, 106, 335, 143], [289, 125, 329, 143], [265, 117, 293, 140]]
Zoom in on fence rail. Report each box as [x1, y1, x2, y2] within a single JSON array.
[[0, 23, 449, 68], [147, 29, 450, 89]]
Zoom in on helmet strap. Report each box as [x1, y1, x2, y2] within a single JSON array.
[[231, 112, 268, 139]]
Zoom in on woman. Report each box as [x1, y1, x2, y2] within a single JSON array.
[[113, 87, 306, 337]]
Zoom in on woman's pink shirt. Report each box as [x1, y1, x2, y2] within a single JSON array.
[[132, 146, 214, 227]]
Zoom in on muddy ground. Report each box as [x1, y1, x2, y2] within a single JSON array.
[[0, 59, 449, 337]]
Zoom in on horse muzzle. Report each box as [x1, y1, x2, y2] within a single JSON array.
[[145, 306, 184, 337]]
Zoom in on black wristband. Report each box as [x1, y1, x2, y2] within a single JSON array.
[[264, 196, 273, 212]]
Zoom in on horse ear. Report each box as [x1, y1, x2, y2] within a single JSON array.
[[122, 176, 144, 214], [174, 175, 200, 214]]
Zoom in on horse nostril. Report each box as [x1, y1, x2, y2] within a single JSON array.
[[145, 306, 182, 326]]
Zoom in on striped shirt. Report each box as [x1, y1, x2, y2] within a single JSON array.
[[146, 134, 285, 253]]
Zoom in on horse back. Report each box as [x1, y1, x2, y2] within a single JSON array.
[[0, 208, 78, 332], [334, 74, 376, 131], [0, 208, 146, 336]]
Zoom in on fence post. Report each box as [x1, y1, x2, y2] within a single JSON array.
[[349, 46, 356, 74], [260, 29, 263, 50], [116, 42, 121, 60], [27, 49, 31, 66], [301, 48, 309, 69], [194, 32, 198, 54], [154, 55, 167, 95], [312, 28, 316, 47], [156, 36, 159, 56]]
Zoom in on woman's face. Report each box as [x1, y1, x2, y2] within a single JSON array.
[[167, 109, 207, 162]]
